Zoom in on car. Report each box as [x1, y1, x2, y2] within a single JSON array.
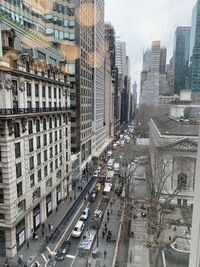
[[96, 166, 101, 173], [55, 240, 71, 261], [89, 191, 96, 202], [72, 220, 85, 238], [93, 171, 99, 178], [80, 207, 90, 221]]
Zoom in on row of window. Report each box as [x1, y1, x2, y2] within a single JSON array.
[[12, 80, 62, 98], [14, 117, 66, 138]]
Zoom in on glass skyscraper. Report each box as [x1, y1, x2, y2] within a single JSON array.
[[173, 26, 191, 94], [190, 0, 200, 92]]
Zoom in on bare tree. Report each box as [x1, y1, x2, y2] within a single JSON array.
[[145, 154, 193, 267]]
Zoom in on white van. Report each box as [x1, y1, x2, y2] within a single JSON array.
[[107, 150, 112, 157], [72, 220, 85, 238], [80, 207, 90, 221]]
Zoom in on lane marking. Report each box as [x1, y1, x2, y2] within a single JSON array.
[[66, 254, 76, 259], [47, 246, 56, 256], [41, 254, 48, 263]]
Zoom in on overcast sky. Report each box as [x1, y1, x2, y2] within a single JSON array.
[[105, 0, 197, 91]]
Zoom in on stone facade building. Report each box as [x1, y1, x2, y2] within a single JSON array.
[[0, 17, 71, 258]]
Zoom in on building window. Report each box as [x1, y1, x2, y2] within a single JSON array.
[[59, 130, 62, 139], [42, 85, 46, 97], [49, 118, 52, 128], [56, 170, 61, 180], [17, 182, 23, 198], [0, 168, 2, 183], [59, 88, 61, 99], [0, 147, 1, 162], [48, 87, 52, 98], [60, 156, 62, 166], [36, 101, 39, 110], [15, 142, 21, 158], [16, 162, 22, 178], [43, 119, 47, 130], [43, 134, 47, 146], [35, 84, 39, 97], [177, 173, 187, 190], [54, 88, 57, 98], [12, 80, 18, 95], [50, 162, 53, 173], [0, 213, 5, 220], [55, 131, 58, 142], [0, 189, 4, 203], [55, 158, 58, 169], [55, 145, 58, 155], [29, 139, 34, 152], [54, 117, 57, 127], [59, 116, 62, 126], [17, 200, 26, 215], [30, 174, 35, 187], [66, 164, 68, 173], [29, 156, 34, 170], [59, 143, 62, 153], [44, 150, 48, 161], [37, 153, 41, 166], [13, 101, 18, 110], [14, 123, 20, 138], [36, 119, 40, 132], [33, 187, 41, 202], [49, 132, 53, 144], [44, 165, 48, 177], [36, 136, 41, 149], [46, 178, 52, 191], [28, 121, 33, 134], [27, 83, 32, 97], [38, 169, 42, 182], [50, 147, 53, 158]]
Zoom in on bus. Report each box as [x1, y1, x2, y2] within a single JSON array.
[[107, 158, 114, 170]]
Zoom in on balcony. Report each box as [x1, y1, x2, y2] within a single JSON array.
[[0, 107, 72, 117]]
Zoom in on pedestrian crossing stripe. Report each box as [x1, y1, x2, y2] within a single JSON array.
[[65, 254, 76, 259]]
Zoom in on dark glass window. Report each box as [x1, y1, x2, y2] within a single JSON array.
[[29, 156, 34, 170], [29, 139, 34, 152], [28, 121, 33, 134], [36, 136, 41, 149], [12, 80, 18, 95], [14, 123, 20, 138], [16, 162, 22, 178], [0, 189, 4, 203], [43, 134, 47, 146], [15, 143, 21, 158], [17, 182, 23, 198], [35, 84, 39, 97], [27, 83, 32, 96], [30, 174, 35, 187], [36, 119, 40, 132], [42, 85, 46, 97], [38, 169, 42, 182]]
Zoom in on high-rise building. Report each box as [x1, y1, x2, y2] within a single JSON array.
[[115, 40, 126, 77], [173, 27, 191, 94], [0, 3, 72, 257], [160, 46, 167, 74], [190, 0, 200, 92], [92, 0, 107, 158], [105, 23, 120, 133], [143, 49, 152, 72]]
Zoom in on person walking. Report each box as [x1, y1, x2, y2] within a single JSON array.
[[103, 250, 107, 259], [107, 210, 110, 217], [102, 230, 105, 239], [106, 233, 109, 242], [26, 240, 29, 249]]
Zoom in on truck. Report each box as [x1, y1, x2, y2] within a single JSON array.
[[113, 163, 120, 174]]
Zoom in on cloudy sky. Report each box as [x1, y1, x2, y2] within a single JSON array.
[[105, 0, 197, 91]]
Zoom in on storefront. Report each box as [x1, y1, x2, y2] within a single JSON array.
[[46, 194, 52, 217], [56, 185, 61, 205], [0, 230, 6, 256], [33, 204, 41, 231], [16, 218, 26, 250]]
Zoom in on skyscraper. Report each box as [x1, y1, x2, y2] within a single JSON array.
[[190, 0, 200, 92], [92, 0, 107, 157], [173, 27, 191, 94], [115, 40, 126, 77]]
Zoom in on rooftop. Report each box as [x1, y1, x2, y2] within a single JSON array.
[[152, 114, 199, 136]]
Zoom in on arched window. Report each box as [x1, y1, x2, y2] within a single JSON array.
[[177, 173, 187, 190]]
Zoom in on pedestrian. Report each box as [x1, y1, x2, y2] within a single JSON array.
[[102, 230, 105, 239], [103, 250, 107, 259], [24, 262, 28, 267], [42, 230, 44, 237], [48, 224, 51, 232], [56, 206, 58, 212], [70, 196, 72, 202], [26, 240, 29, 249], [107, 216, 110, 223], [106, 233, 109, 242], [107, 210, 110, 217], [42, 223, 45, 230]]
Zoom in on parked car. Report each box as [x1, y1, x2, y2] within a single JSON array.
[[72, 220, 85, 238], [96, 166, 101, 174], [80, 207, 90, 221], [89, 191, 97, 202], [93, 171, 99, 178], [55, 240, 71, 261]]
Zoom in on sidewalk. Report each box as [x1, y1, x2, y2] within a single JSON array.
[[1, 175, 94, 267], [127, 207, 150, 267]]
